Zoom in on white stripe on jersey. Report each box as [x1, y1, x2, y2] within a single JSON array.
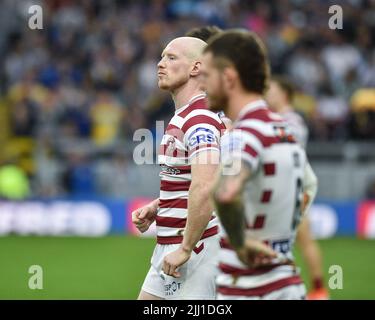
[[236, 99, 268, 120], [188, 147, 220, 161], [156, 227, 184, 238], [159, 173, 191, 182], [158, 208, 188, 218], [183, 108, 224, 122], [158, 155, 189, 166], [236, 130, 263, 152], [159, 190, 189, 200], [236, 119, 277, 135]]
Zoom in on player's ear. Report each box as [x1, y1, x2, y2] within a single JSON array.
[[222, 67, 237, 91], [190, 61, 202, 77]]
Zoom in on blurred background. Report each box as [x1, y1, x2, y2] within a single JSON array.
[[0, 0, 374, 299]]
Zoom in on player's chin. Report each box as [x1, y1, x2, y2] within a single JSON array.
[[158, 80, 170, 90]]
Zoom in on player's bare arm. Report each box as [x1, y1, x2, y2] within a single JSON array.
[[212, 159, 277, 267], [162, 150, 219, 278], [302, 161, 318, 214], [213, 159, 249, 249], [132, 198, 159, 233]]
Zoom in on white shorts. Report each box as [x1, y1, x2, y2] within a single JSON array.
[[141, 235, 220, 300]]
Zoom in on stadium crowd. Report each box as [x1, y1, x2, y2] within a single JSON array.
[[0, 0, 374, 198]]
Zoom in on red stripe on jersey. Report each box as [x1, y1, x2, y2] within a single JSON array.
[[243, 144, 258, 158], [157, 225, 218, 244], [240, 108, 283, 123], [159, 198, 188, 209], [172, 165, 191, 171], [237, 126, 279, 148], [181, 115, 225, 133], [263, 163, 276, 176], [261, 190, 272, 203], [156, 216, 187, 228], [218, 262, 294, 276], [178, 98, 207, 118], [217, 275, 303, 297], [166, 123, 179, 130], [156, 215, 216, 228], [160, 180, 191, 192]]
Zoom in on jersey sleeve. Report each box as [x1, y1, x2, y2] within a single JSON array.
[[182, 113, 225, 160], [220, 129, 264, 173]]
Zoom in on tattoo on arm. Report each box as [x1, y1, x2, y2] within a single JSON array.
[[215, 186, 246, 249], [213, 161, 251, 249]]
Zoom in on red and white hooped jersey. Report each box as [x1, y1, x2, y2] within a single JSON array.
[[156, 94, 226, 244], [217, 99, 307, 297]]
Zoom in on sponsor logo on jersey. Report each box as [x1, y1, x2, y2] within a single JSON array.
[[187, 127, 215, 147], [165, 281, 182, 296], [160, 165, 181, 175]]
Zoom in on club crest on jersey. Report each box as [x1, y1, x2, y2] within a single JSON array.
[[166, 137, 176, 154]]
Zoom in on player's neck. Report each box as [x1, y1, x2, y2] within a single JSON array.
[[227, 92, 263, 121], [278, 104, 293, 114], [171, 81, 204, 111]]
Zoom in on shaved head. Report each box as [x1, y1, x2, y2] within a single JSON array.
[[163, 37, 206, 62], [157, 36, 207, 92]]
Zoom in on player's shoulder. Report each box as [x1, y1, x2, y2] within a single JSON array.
[[238, 106, 284, 125], [236, 107, 286, 134], [177, 97, 209, 119], [283, 110, 307, 126], [178, 99, 225, 133], [235, 107, 300, 150]]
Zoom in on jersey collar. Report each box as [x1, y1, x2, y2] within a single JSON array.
[[175, 93, 206, 115], [237, 99, 268, 121]]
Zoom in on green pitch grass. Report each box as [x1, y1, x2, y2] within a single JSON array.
[[0, 236, 374, 299]]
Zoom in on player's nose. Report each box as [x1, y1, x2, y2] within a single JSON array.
[[157, 58, 166, 69]]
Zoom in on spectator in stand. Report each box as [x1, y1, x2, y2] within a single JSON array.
[[0, 0, 374, 197]]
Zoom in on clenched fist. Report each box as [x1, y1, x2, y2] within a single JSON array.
[[131, 199, 159, 233]]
